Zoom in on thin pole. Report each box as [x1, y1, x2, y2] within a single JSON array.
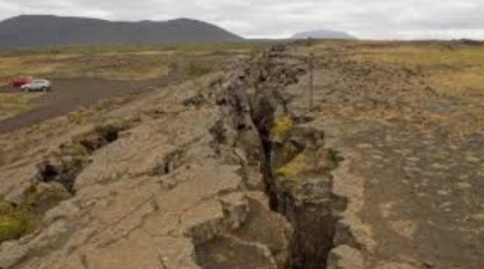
[[308, 52, 315, 111]]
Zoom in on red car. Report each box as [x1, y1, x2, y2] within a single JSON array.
[[10, 77, 33, 88]]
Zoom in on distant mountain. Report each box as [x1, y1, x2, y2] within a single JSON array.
[[292, 29, 355, 40], [0, 15, 243, 48]]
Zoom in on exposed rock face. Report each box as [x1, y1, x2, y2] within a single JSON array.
[[0, 46, 309, 269], [210, 44, 346, 269], [0, 43, 364, 269]]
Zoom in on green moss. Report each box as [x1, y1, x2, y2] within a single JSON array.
[[271, 117, 293, 140], [0, 201, 33, 243], [0, 216, 30, 242], [276, 153, 308, 179]]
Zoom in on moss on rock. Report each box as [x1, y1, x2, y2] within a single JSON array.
[[0, 201, 33, 243], [271, 117, 293, 140], [276, 153, 309, 179]]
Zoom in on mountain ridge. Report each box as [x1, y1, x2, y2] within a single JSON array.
[[0, 15, 243, 47]]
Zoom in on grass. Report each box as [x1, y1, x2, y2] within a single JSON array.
[[350, 43, 484, 98], [0, 180, 76, 244], [0, 43, 260, 122], [185, 61, 217, 77], [0, 92, 42, 121], [0, 43, 260, 84], [70, 57, 171, 80], [0, 57, 64, 84]]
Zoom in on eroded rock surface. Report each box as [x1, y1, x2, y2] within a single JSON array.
[[0, 46, 306, 269]]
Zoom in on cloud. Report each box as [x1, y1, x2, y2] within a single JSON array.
[[0, 0, 483, 39]]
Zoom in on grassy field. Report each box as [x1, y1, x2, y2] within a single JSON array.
[[350, 42, 484, 98], [0, 43, 261, 121], [0, 43, 260, 84], [294, 40, 484, 138], [0, 92, 43, 121]]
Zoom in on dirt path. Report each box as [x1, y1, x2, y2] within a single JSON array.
[[0, 77, 176, 134]]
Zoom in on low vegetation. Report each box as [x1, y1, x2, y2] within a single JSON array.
[[0, 43, 260, 84], [0, 92, 42, 121], [0, 43, 261, 122], [341, 41, 484, 135], [351, 42, 484, 98], [0, 200, 33, 242], [271, 116, 293, 140], [276, 153, 309, 179]]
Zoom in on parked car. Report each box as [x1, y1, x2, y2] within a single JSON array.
[[21, 79, 51, 92], [10, 77, 33, 88]]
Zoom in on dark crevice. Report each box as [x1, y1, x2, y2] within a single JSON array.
[[152, 149, 183, 176], [243, 50, 339, 269], [36, 123, 130, 194], [78, 125, 121, 153], [254, 118, 341, 269], [0, 122, 134, 247], [210, 44, 343, 269], [38, 164, 60, 182]]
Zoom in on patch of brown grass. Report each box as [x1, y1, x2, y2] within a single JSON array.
[[350, 43, 484, 98], [0, 92, 43, 120], [0, 43, 258, 83], [0, 58, 64, 84]]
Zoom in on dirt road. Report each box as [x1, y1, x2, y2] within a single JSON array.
[[0, 77, 174, 134]]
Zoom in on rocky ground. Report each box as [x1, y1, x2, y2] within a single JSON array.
[[0, 42, 483, 269], [291, 43, 484, 269]]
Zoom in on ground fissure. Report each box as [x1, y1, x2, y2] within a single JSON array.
[[205, 44, 348, 269]]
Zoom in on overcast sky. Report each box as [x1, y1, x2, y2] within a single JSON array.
[[1, 0, 483, 39]]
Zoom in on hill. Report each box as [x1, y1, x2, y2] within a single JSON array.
[[292, 29, 355, 40], [0, 15, 243, 48]]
